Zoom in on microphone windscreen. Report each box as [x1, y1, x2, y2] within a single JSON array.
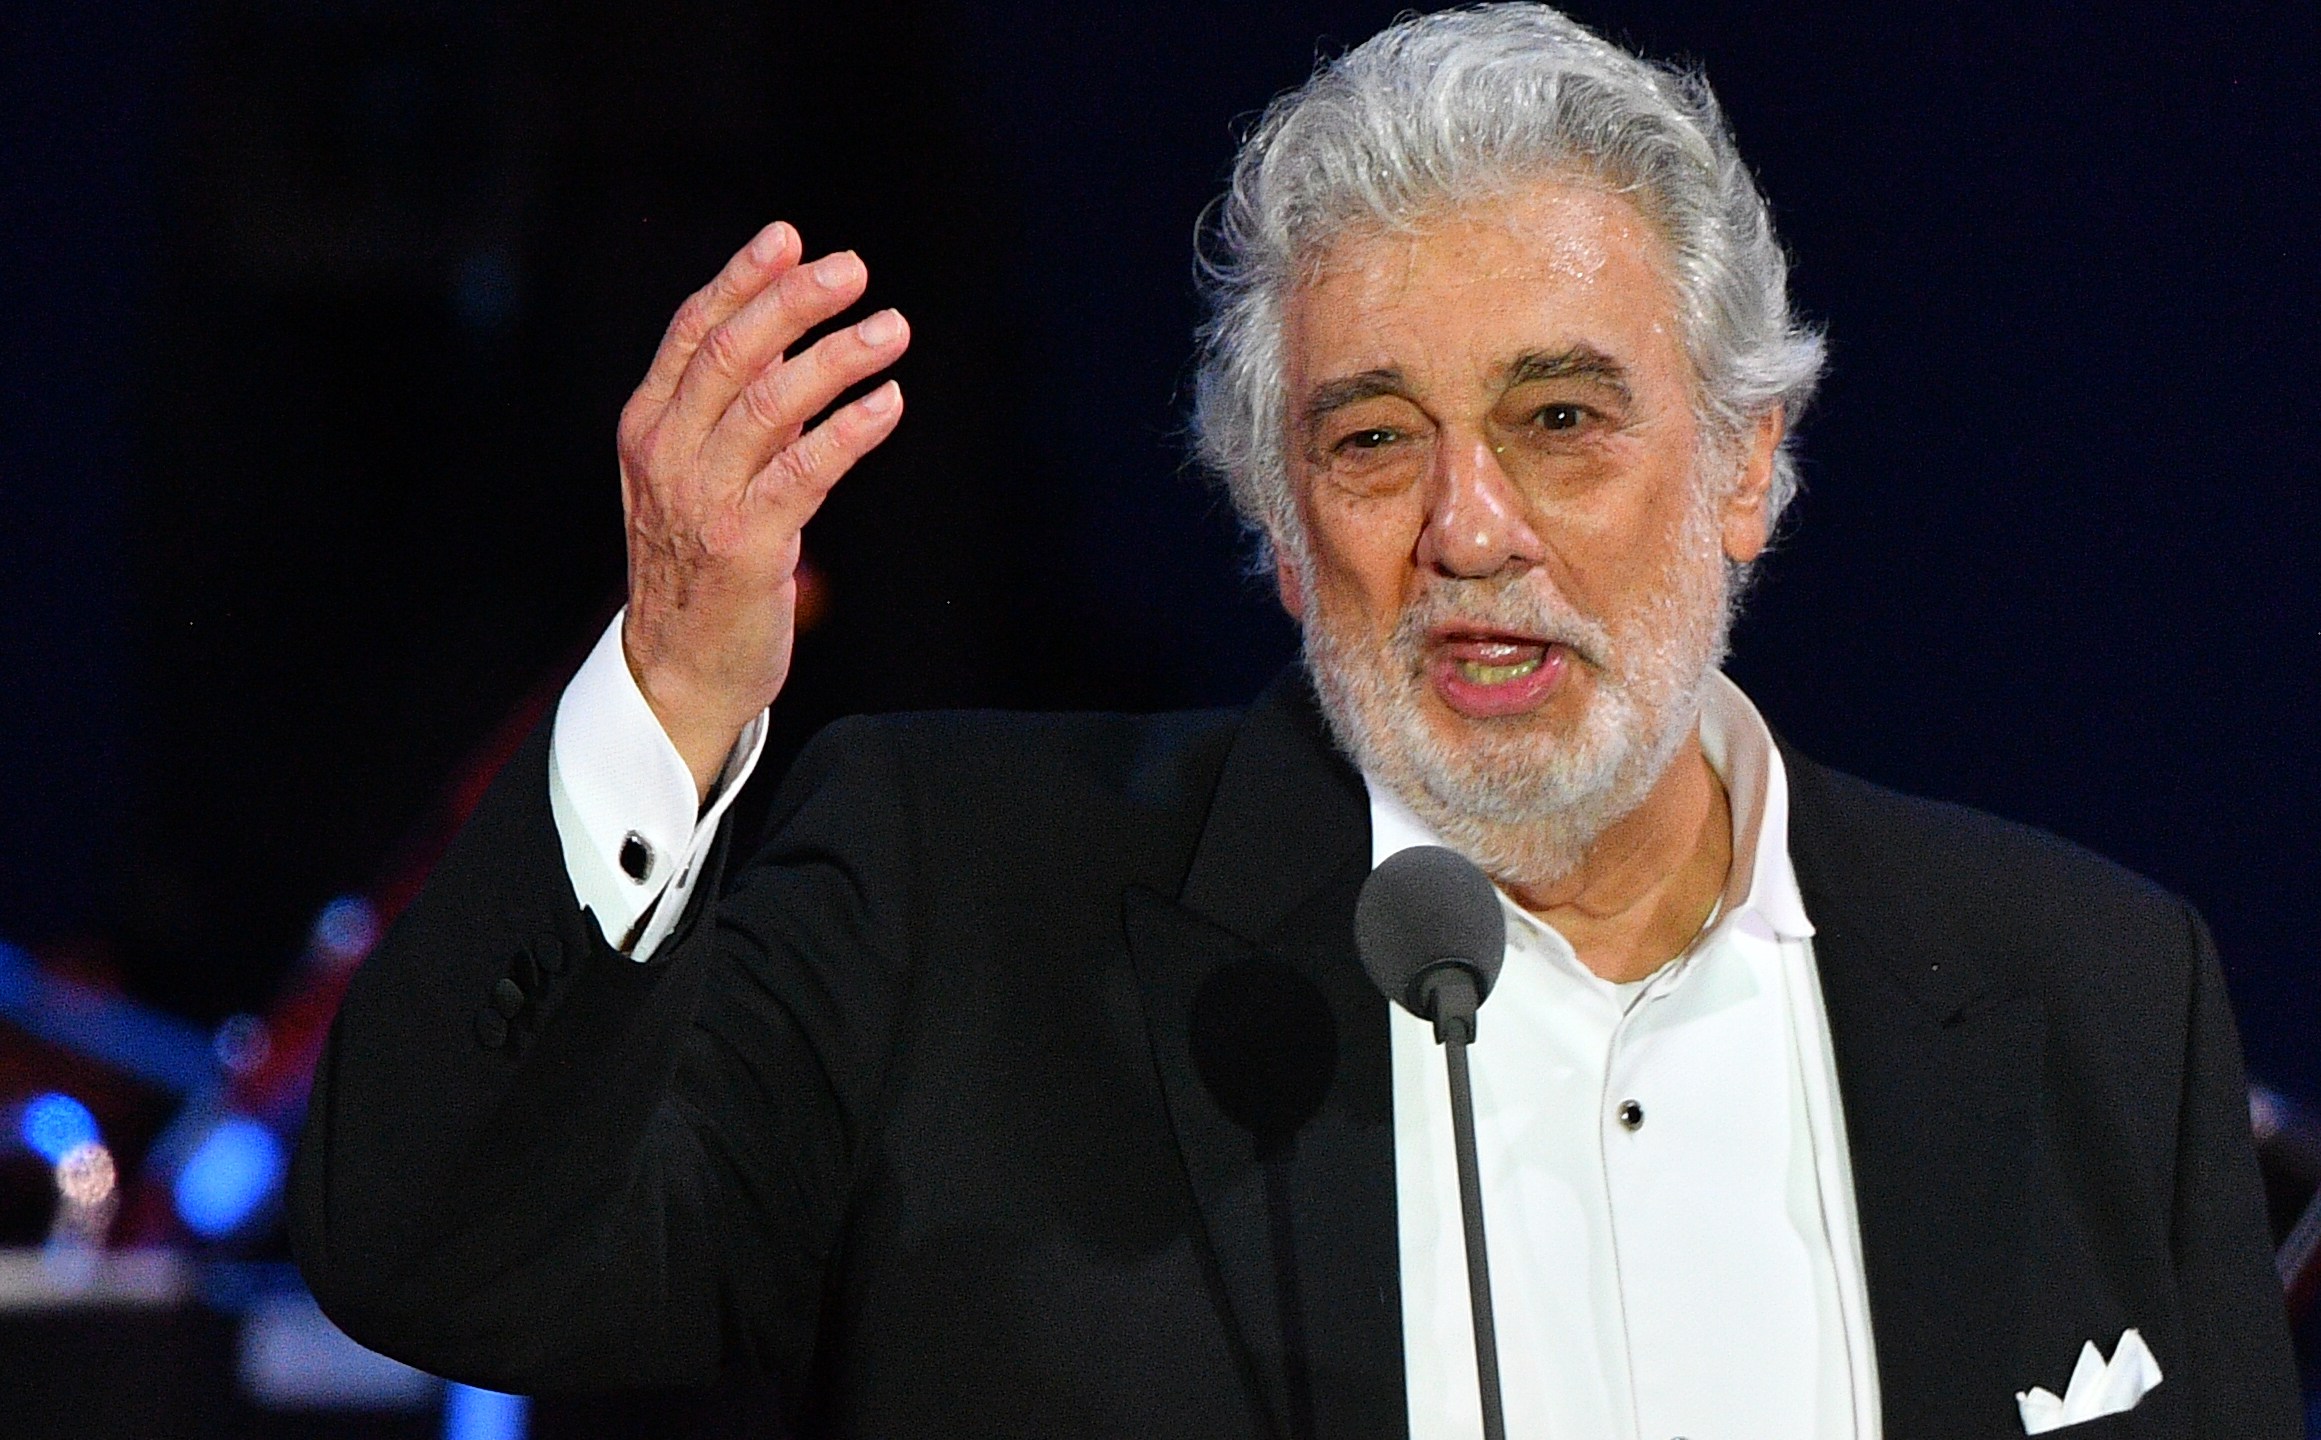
[[1354, 845, 1506, 1017]]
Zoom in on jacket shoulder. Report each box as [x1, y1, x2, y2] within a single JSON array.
[[1784, 748, 2189, 941], [752, 704, 1247, 901], [1782, 743, 2200, 1003], [804, 705, 1241, 812]]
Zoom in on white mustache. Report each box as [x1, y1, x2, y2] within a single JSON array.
[[1386, 580, 1617, 673]]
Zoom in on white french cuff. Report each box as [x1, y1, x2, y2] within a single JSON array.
[[547, 610, 769, 960], [2014, 1327, 2162, 1434]]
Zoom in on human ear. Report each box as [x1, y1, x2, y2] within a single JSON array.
[[1719, 406, 1784, 566], [1273, 543, 1306, 620]]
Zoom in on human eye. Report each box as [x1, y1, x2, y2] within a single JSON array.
[[1338, 425, 1403, 452], [1529, 402, 1591, 432], [1311, 410, 1426, 497]]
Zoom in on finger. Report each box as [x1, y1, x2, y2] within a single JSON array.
[[628, 221, 801, 420], [702, 307, 910, 480], [749, 380, 904, 531], [659, 248, 869, 451]]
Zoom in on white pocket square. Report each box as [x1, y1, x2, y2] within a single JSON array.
[[2015, 1327, 2163, 1434]]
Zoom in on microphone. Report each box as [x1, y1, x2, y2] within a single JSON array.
[[1356, 845, 1509, 1440]]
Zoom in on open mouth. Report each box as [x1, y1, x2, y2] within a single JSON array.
[[1427, 631, 1568, 717], [1452, 642, 1546, 687]]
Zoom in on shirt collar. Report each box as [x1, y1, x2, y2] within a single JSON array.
[[1361, 670, 1815, 943]]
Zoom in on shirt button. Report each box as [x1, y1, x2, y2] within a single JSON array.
[[619, 831, 655, 883], [491, 977, 526, 1017], [1616, 1099, 1645, 1131]]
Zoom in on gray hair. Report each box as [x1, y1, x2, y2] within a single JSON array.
[[1191, 3, 1826, 564]]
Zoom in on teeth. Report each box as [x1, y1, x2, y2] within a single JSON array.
[[1456, 655, 1543, 686]]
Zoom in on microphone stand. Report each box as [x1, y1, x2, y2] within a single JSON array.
[[1355, 846, 1510, 1440], [1425, 969, 1506, 1440]]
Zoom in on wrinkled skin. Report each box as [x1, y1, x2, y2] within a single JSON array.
[[616, 222, 911, 797], [1276, 178, 1783, 980]]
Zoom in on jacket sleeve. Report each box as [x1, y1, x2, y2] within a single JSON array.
[[289, 711, 917, 1395], [2170, 904, 2303, 1437]]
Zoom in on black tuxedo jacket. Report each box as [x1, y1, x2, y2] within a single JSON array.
[[291, 671, 2300, 1438]]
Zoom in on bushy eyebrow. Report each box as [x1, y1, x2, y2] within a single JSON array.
[[1299, 368, 1407, 431], [1506, 346, 1632, 402], [1299, 346, 1634, 436]]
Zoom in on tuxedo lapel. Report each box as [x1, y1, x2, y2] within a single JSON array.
[[1783, 747, 2048, 1439], [1123, 670, 1407, 1440]]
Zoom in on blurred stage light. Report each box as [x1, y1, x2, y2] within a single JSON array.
[[0, 939, 219, 1094], [313, 895, 381, 967], [50, 1139, 120, 1247], [173, 1115, 286, 1239], [20, 1092, 100, 1163], [445, 1382, 529, 1440], [55, 1141, 116, 1208], [237, 1283, 441, 1411], [213, 1012, 272, 1075]]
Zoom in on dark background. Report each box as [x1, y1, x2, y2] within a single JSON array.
[[5, 0, 2315, 1113]]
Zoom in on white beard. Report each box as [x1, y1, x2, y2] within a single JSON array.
[[1299, 495, 1734, 890]]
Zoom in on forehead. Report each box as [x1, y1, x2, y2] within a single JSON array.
[[1284, 179, 1687, 391]]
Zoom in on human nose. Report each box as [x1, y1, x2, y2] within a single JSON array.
[[1415, 434, 1546, 579]]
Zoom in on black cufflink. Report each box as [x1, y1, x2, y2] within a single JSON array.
[[620, 831, 655, 883]]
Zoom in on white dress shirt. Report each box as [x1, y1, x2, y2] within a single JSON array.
[[549, 614, 769, 958], [548, 611, 1881, 1436], [1377, 673, 1880, 1440]]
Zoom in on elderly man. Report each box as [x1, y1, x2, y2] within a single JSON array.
[[290, 7, 2300, 1438]]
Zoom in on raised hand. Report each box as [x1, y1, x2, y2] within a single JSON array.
[[615, 222, 910, 797]]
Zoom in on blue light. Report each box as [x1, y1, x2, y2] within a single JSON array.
[[0, 940, 218, 1095], [173, 1115, 286, 1238], [20, 1093, 99, 1163], [445, 1383, 529, 1440], [312, 895, 380, 963]]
